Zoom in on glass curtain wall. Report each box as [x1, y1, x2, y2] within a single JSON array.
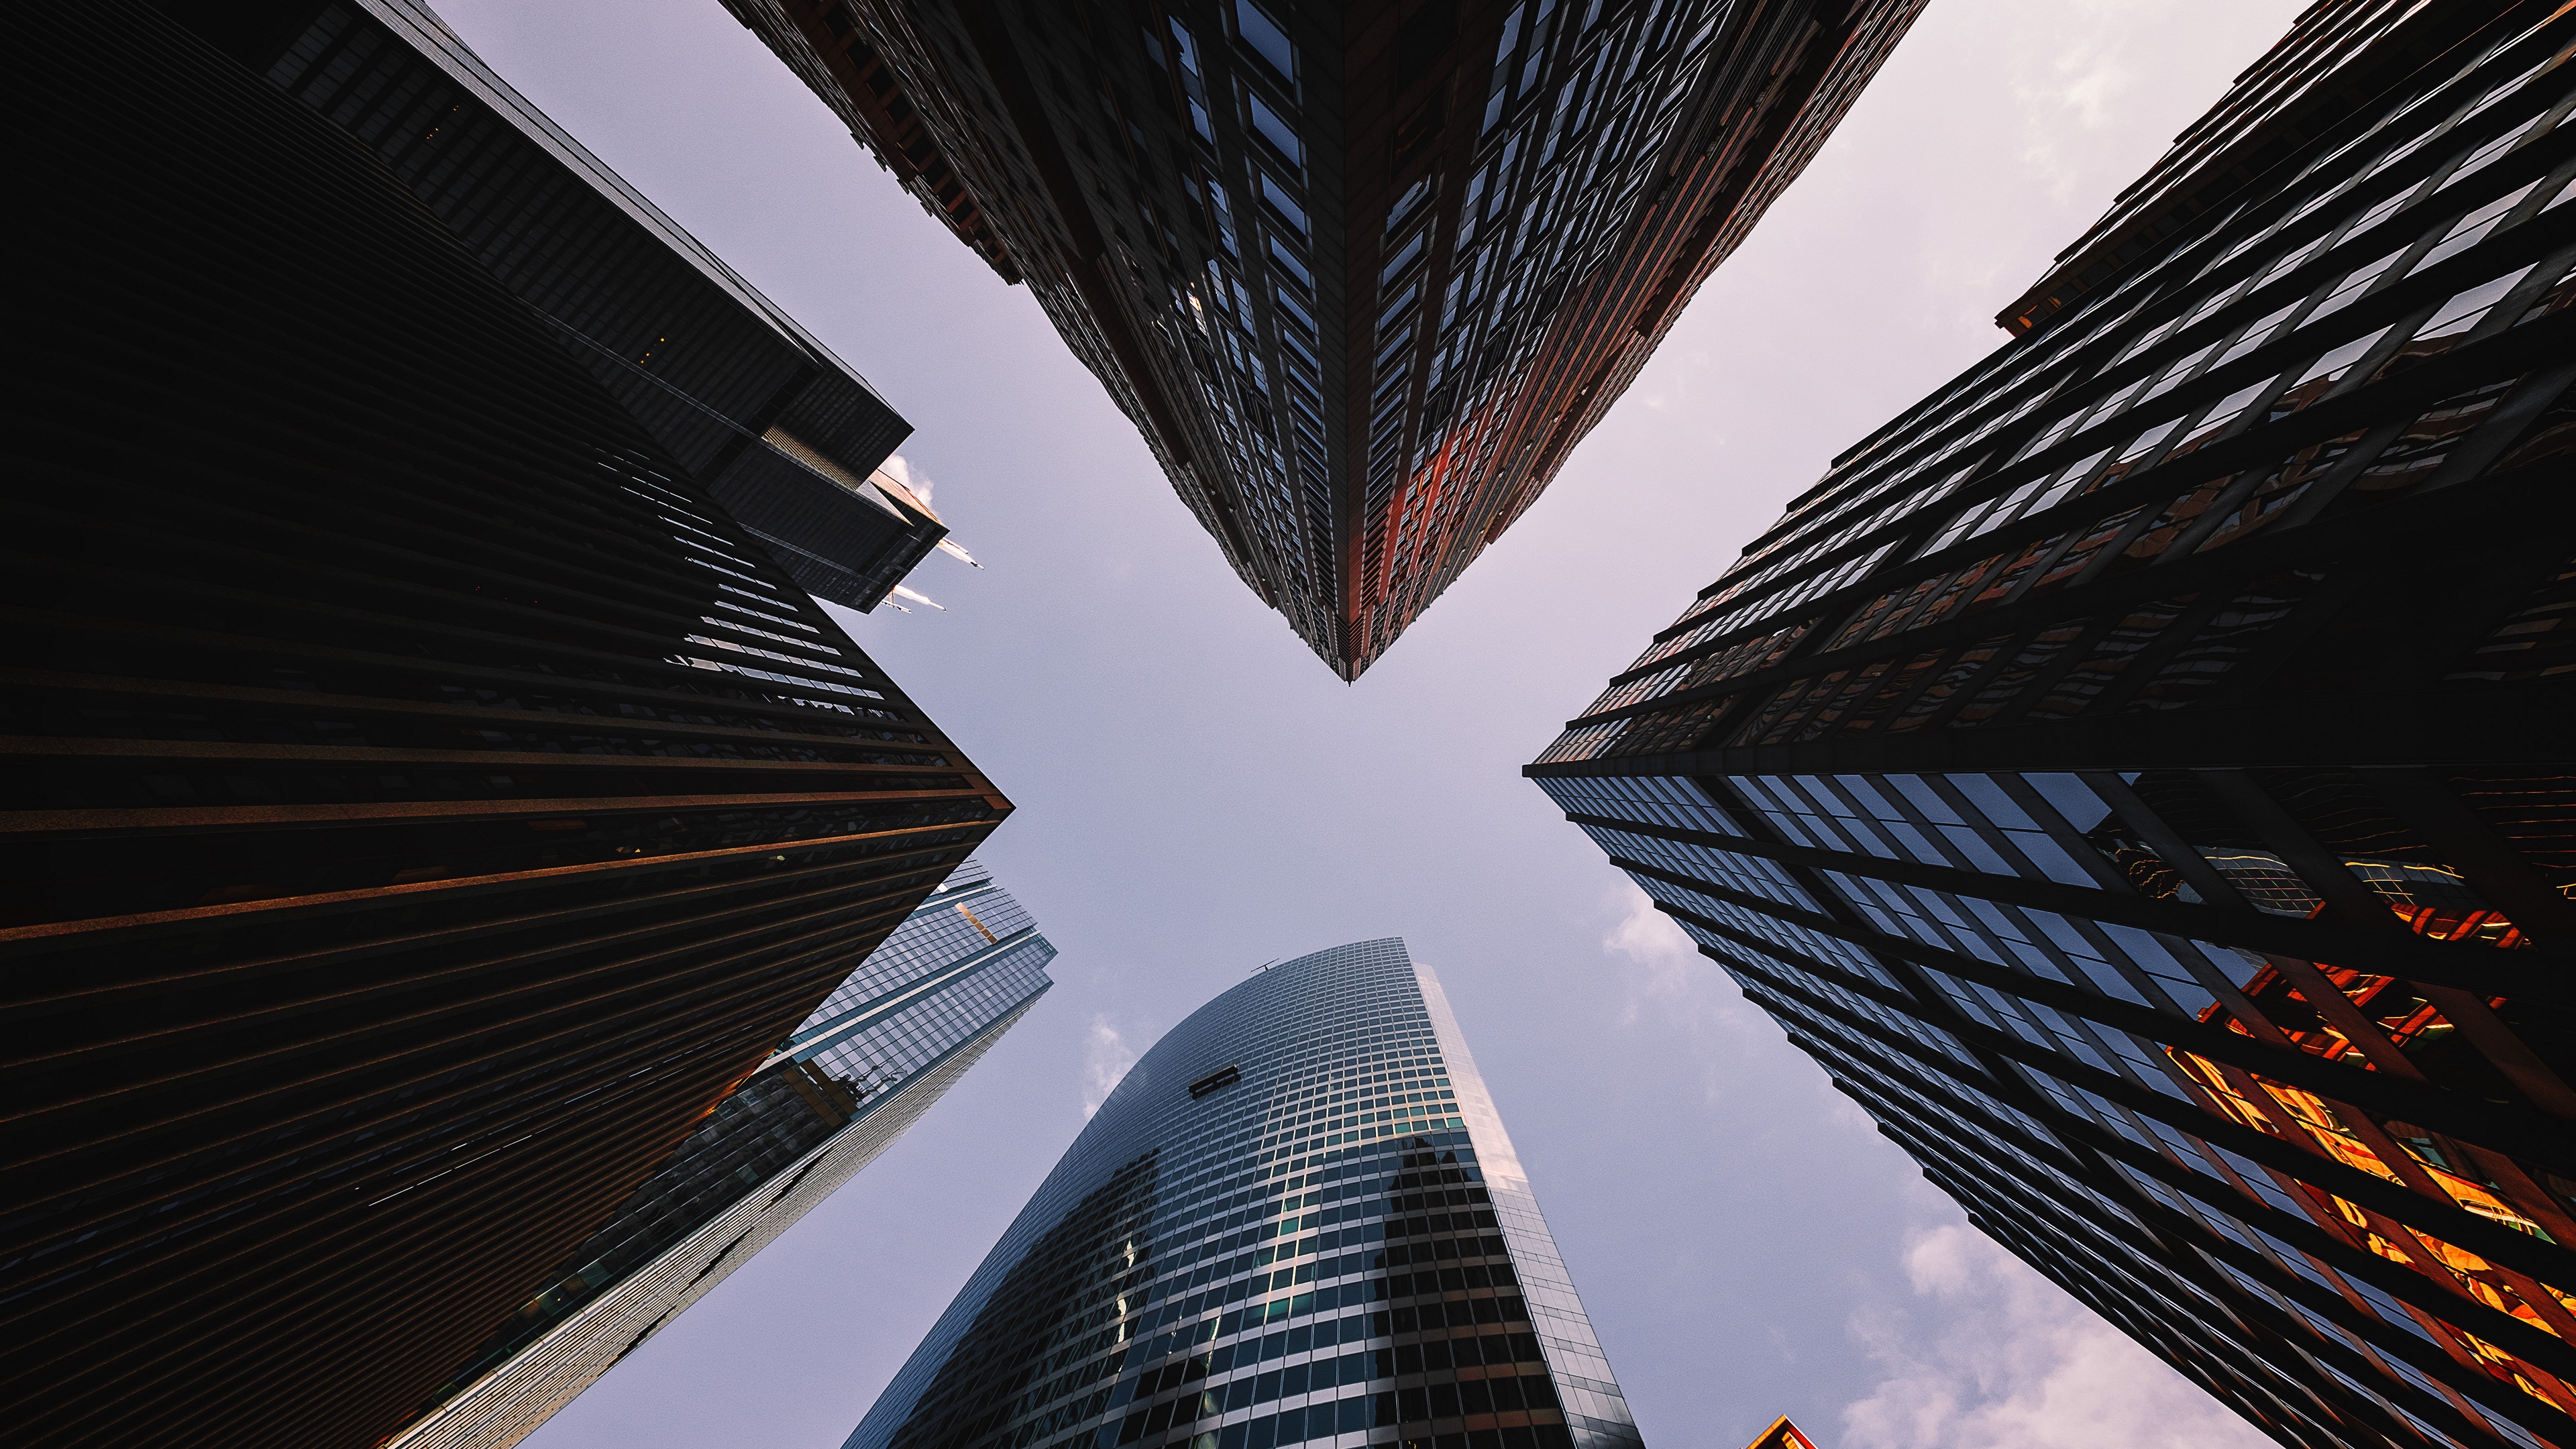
[[1532, 5, 2574, 1447], [847, 940, 1644, 1449]]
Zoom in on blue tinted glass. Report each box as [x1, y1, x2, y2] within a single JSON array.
[[2020, 773, 2115, 832]]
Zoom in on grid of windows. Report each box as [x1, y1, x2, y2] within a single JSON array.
[[1533, 7, 2573, 1448], [239, 0, 951, 613], [1537, 767, 2576, 1448], [810, 945, 1058, 1089], [1539, 6, 2571, 763], [787, 859, 1060, 1120], [848, 941, 1643, 1449], [395, 868, 1057, 1448], [6, 12, 1013, 1447], [806, 865, 1041, 1030], [729, 0, 1923, 676]]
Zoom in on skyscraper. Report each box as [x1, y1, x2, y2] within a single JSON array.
[[724, 0, 1927, 676], [846, 939, 1643, 1449], [186, 0, 966, 614], [4, 10, 1009, 1448], [1530, 4, 2573, 1447], [384, 861, 1055, 1449]]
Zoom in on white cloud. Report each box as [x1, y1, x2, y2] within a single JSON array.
[[1080, 1014, 1135, 1119], [1595, 884, 1791, 1112], [1999, 0, 2306, 208], [1601, 883, 1700, 1016], [1841, 1226, 2272, 1449], [880, 452, 934, 507], [2004, 1, 2168, 201]]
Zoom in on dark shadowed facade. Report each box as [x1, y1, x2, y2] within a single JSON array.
[[846, 940, 1643, 1449], [3, 9, 1008, 1448], [186, 0, 959, 612], [724, 0, 1926, 676], [1534, 3, 2573, 1447]]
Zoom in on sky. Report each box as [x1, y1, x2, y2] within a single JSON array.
[[433, 3, 2310, 1446]]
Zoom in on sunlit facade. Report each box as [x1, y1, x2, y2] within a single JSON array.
[[845, 939, 1644, 1449], [1532, 4, 2573, 1447], [727, 0, 1925, 676], [386, 863, 1055, 1449]]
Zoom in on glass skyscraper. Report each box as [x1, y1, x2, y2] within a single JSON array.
[[1531, 3, 2571, 1448], [188, 0, 961, 612], [5, 9, 1009, 1448], [725, 0, 1925, 676], [846, 939, 1642, 1449], [386, 862, 1056, 1449]]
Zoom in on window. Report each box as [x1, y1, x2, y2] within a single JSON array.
[[1269, 235, 1312, 289], [1386, 174, 1434, 236], [2434, 120, 2526, 193], [1235, 0, 1295, 91], [2408, 262, 2537, 343], [2212, 300, 2304, 368], [1379, 228, 1427, 288], [2282, 323, 2394, 397], [2408, 176, 2543, 275], [1247, 91, 1302, 169], [2165, 376, 2277, 460], [1258, 171, 1308, 235], [1205, 178, 1240, 256], [1376, 282, 1419, 335]]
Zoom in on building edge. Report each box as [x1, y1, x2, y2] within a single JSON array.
[[1412, 956, 1641, 1449], [384, 988, 1048, 1449]]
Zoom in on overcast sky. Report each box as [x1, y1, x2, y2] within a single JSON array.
[[437, 3, 2308, 1446]]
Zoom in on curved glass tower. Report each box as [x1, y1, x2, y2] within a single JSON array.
[[848, 939, 1642, 1449]]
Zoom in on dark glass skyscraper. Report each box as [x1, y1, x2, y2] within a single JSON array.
[[1532, 3, 2572, 1447], [187, 0, 963, 612], [725, 0, 1925, 676], [847, 939, 1642, 1449], [4, 10, 1008, 1448], [386, 861, 1056, 1449]]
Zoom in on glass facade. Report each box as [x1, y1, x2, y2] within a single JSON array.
[[189, 0, 955, 612], [5, 11, 1009, 1449], [847, 940, 1642, 1449], [1532, 5, 2573, 1448], [386, 863, 1056, 1449], [727, 0, 1925, 676]]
